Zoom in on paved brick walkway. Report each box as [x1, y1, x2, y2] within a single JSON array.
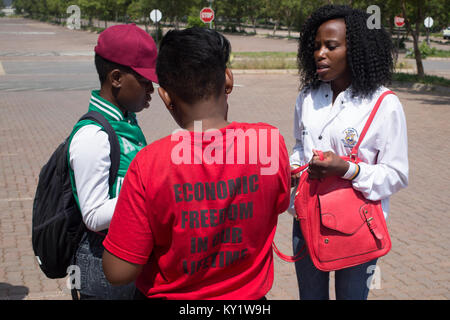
[[0, 17, 449, 300], [1, 76, 449, 300]]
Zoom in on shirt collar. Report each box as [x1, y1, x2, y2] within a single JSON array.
[[88, 90, 125, 122], [320, 82, 364, 107]]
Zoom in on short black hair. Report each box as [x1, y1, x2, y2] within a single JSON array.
[[94, 53, 135, 85], [298, 5, 394, 98], [156, 27, 231, 104]]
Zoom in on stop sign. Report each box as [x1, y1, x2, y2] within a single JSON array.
[[394, 16, 405, 28], [200, 7, 215, 24]]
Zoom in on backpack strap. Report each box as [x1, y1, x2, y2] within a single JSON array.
[[349, 90, 395, 161], [78, 111, 121, 188]]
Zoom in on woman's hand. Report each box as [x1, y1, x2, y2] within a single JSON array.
[[307, 149, 349, 180]]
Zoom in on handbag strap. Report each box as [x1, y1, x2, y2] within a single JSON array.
[[291, 163, 309, 175], [272, 242, 307, 262], [349, 90, 395, 161], [291, 91, 395, 170], [276, 91, 395, 262]]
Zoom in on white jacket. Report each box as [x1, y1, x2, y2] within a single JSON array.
[[289, 83, 409, 218]]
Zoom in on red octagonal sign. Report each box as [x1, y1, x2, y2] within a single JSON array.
[[394, 16, 405, 27], [200, 7, 215, 23]]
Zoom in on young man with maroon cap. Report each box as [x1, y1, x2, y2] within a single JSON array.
[[68, 24, 157, 300]]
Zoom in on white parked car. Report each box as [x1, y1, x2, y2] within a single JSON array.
[[443, 27, 450, 40]]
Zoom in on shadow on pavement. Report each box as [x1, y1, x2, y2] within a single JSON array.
[[392, 84, 450, 106], [0, 283, 29, 300]]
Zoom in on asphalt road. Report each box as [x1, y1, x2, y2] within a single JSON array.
[[0, 17, 448, 93]]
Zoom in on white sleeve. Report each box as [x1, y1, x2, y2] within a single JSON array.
[[290, 92, 306, 167], [69, 125, 118, 232], [352, 95, 409, 201]]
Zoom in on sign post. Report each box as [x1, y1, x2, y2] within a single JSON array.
[[200, 7, 215, 29], [424, 17, 433, 46], [394, 16, 405, 62], [150, 9, 162, 43], [208, 0, 214, 29]]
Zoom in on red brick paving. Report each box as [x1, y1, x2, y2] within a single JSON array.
[[1, 77, 449, 300], [0, 17, 449, 300]]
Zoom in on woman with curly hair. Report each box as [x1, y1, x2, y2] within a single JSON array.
[[289, 5, 409, 300]]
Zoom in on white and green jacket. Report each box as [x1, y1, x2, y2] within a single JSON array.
[[68, 90, 147, 232]]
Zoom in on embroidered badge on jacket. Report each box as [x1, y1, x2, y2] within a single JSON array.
[[342, 128, 358, 148]]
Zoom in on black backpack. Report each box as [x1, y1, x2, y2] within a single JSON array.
[[32, 111, 121, 279]]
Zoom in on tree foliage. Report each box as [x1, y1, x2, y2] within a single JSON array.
[[12, 0, 449, 35]]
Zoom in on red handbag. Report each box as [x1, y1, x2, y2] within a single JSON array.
[[273, 91, 394, 271]]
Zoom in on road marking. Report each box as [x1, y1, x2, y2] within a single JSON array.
[[2, 88, 30, 92], [0, 61, 5, 76], [0, 31, 56, 35], [63, 86, 94, 91]]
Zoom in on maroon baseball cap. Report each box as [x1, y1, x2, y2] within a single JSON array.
[[95, 24, 158, 83]]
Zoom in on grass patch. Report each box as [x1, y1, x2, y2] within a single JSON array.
[[233, 52, 297, 58], [405, 42, 450, 59], [427, 49, 450, 58], [230, 51, 297, 69], [395, 61, 413, 69], [393, 72, 450, 87]]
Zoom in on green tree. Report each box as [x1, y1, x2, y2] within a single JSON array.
[[429, 0, 450, 32], [216, 0, 248, 32], [280, 0, 302, 37], [127, 0, 156, 32], [47, 0, 72, 23], [112, 0, 132, 22], [157, 0, 196, 29], [245, 0, 264, 34], [77, 0, 102, 27], [264, 0, 281, 35], [14, 0, 43, 17]]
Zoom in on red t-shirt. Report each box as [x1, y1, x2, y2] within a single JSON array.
[[103, 122, 290, 299]]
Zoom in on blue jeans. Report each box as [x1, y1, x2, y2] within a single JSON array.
[[292, 219, 378, 300], [75, 231, 136, 300]]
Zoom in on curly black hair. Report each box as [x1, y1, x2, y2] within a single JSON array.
[[156, 27, 231, 104], [298, 5, 394, 98]]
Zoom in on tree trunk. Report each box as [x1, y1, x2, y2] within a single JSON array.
[[412, 23, 425, 77], [402, 0, 425, 78], [272, 19, 279, 36]]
